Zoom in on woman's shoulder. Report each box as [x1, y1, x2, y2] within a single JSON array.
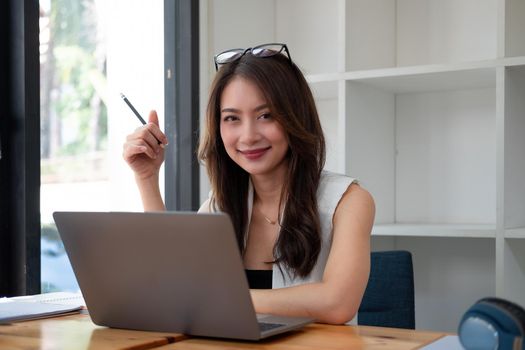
[[319, 170, 374, 204], [317, 170, 358, 212], [319, 170, 357, 194], [320, 171, 375, 230], [320, 170, 356, 181]]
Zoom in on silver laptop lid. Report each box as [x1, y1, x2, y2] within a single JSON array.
[[54, 211, 264, 339]]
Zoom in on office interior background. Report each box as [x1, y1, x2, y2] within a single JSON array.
[[1, 0, 524, 333]]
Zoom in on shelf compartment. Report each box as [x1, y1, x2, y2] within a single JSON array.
[[345, 0, 498, 71], [276, 0, 339, 75], [504, 0, 525, 58], [503, 65, 525, 229], [372, 223, 496, 238], [309, 81, 341, 173], [371, 236, 495, 332], [395, 88, 496, 224], [502, 238, 525, 309], [343, 81, 497, 225]]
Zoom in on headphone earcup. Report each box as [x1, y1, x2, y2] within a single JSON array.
[[459, 308, 500, 349], [478, 297, 525, 336], [459, 297, 525, 350]]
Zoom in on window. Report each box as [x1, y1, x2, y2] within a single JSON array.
[[39, 0, 165, 292]]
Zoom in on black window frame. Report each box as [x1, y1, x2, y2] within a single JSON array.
[[164, 0, 200, 211], [0, 0, 41, 297]]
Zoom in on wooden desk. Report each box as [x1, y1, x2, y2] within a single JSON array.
[[0, 313, 186, 350], [0, 313, 445, 350], [157, 323, 445, 350]]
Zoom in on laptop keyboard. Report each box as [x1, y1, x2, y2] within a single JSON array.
[[258, 322, 285, 332]]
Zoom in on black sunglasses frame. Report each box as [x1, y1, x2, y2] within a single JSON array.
[[213, 43, 292, 71]]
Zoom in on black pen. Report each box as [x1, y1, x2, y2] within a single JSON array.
[[120, 93, 147, 125], [120, 93, 163, 145]]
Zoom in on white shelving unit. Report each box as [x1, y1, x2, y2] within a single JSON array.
[[200, 0, 525, 332]]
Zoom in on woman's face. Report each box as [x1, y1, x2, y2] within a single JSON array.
[[219, 77, 289, 177]]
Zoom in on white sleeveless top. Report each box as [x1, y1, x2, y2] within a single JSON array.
[[198, 170, 357, 287], [199, 171, 358, 324]]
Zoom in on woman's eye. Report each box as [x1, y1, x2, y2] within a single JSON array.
[[258, 113, 271, 120], [223, 115, 238, 122]]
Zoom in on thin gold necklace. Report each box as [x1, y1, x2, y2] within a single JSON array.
[[255, 205, 278, 226]]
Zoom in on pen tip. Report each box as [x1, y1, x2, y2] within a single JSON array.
[[120, 93, 125, 99]]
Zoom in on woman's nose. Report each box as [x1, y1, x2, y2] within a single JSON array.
[[239, 121, 261, 144]]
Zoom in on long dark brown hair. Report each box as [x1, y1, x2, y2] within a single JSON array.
[[198, 52, 325, 279]]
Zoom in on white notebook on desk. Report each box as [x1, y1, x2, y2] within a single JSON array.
[[0, 292, 85, 324]]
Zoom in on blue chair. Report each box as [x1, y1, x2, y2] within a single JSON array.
[[357, 250, 415, 329]]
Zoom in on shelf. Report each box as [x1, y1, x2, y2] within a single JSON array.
[[372, 224, 496, 238], [305, 57, 525, 93], [205, 0, 525, 333], [347, 65, 495, 94], [505, 227, 525, 239]]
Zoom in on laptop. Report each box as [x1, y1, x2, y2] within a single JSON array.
[[53, 211, 313, 340]]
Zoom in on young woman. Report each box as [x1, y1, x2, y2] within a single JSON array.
[[123, 43, 375, 324]]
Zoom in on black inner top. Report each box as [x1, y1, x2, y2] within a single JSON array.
[[245, 269, 272, 289]]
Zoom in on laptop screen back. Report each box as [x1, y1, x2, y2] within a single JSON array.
[[53, 211, 262, 339]]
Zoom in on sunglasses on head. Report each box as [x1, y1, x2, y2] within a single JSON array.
[[214, 43, 292, 71]]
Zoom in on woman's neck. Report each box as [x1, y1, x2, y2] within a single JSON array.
[[250, 163, 287, 207]]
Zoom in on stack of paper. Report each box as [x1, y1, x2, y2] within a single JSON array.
[[0, 292, 85, 323]]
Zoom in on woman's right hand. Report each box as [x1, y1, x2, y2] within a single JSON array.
[[122, 110, 169, 181]]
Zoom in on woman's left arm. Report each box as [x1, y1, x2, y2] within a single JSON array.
[[250, 184, 375, 324]]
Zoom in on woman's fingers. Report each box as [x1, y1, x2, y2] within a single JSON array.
[[148, 110, 160, 126], [147, 111, 169, 146], [144, 123, 168, 148], [131, 123, 168, 148], [122, 111, 168, 165], [126, 125, 164, 153], [147, 124, 169, 147], [137, 127, 163, 152], [123, 141, 157, 160]]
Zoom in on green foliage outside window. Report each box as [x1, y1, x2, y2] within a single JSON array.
[[41, 0, 107, 160]]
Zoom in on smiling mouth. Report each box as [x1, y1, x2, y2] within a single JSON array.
[[239, 147, 271, 160]]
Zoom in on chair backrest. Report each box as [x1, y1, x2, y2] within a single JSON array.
[[357, 250, 415, 329]]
